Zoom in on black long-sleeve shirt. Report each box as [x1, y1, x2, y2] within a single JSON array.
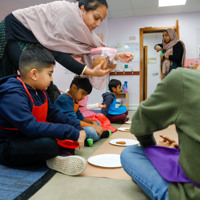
[[157, 42, 184, 67], [5, 13, 85, 75]]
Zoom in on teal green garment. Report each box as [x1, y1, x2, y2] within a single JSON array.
[[108, 98, 127, 115], [131, 68, 200, 200]]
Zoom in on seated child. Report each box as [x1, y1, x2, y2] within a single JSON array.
[[101, 79, 128, 123], [55, 76, 111, 146], [0, 45, 87, 176], [79, 95, 117, 133]]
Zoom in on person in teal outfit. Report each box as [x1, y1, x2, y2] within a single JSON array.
[[101, 79, 128, 123]]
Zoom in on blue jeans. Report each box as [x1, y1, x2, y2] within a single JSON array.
[[83, 122, 101, 142], [121, 145, 169, 200]]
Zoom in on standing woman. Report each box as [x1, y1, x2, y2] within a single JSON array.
[[0, 0, 134, 100], [154, 28, 186, 78]]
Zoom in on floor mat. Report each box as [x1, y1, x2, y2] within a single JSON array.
[[0, 164, 55, 200], [82, 124, 137, 180], [82, 124, 177, 180]]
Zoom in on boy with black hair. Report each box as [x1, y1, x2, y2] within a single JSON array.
[[55, 76, 111, 146], [0, 45, 87, 176], [101, 79, 128, 123]]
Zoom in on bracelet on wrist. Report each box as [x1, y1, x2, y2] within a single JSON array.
[[81, 66, 87, 75]]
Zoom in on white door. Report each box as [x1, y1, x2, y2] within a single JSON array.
[[143, 33, 163, 98]]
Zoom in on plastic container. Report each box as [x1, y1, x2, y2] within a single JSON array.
[[122, 81, 128, 93], [91, 47, 117, 69]]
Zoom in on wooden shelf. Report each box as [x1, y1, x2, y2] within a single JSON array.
[[116, 92, 129, 110], [110, 71, 140, 76]]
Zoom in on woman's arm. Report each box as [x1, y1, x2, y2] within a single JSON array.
[[52, 51, 85, 75], [52, 50, 116, 77], [169, 42, 183, 65], [114, 52, 135, 63]]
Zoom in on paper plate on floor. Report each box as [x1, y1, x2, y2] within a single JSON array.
[[109, 138, 139, 146], [125, 121, 131, 124], [88, 154, 122, 168], [118, 127, 130, 132]]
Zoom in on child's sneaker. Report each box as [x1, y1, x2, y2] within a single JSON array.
[[100, 130, 112, 139], [84, 138, 93, 147], [46, 155, 87, 176]]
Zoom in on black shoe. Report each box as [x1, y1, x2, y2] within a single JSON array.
[[100, 130, 112, 139], [84, 138, 93, 147]]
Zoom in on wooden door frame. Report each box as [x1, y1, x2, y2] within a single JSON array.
[[139, 20, 179, 102], [143, 46, 148, 100]]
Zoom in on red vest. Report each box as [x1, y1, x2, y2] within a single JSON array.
[[1, 77, 79, 149]]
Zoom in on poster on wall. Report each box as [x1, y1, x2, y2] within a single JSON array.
[[113, 42, 140, 72]]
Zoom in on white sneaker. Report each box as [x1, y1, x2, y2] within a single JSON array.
[[46, 155, 87, 176]]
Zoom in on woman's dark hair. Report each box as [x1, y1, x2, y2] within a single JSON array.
[[70, 76, 92, 94], [77, 0, 108, 11], [108, 79, 121, 92]]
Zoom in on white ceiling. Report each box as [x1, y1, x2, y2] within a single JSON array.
[[106, 0, 200, 18], [0, 0, 200, 20]]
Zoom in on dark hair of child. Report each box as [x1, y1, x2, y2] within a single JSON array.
[[70, 76, 92, 94], [108, 79, 121, 92], [78, 0, 108, 11], [19, 44, 55, 78]]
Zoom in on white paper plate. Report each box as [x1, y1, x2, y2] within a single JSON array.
[[109, 138, 139, 146], [88, 154, 122, 168], [125, 121, 131, 124], [118, 127, 130, 132]]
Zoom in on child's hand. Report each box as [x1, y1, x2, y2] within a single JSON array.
[[95, 126, 103, 135], [77, 130, 86, 149], [157, 135, 178, 148], [98, 102, 106, 108], [92, 121, 103, 135]]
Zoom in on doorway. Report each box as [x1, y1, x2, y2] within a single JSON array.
[[139, 20, 179, 102]]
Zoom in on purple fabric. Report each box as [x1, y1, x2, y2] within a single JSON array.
[[109, 111, 128, 123], [144, 146, 200, 188]]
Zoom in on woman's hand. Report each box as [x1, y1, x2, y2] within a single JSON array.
[[84, 60, 116, 77], [77, 130, 86, 149], [161, 55, 169, 60], [157, 135, 178, 148], [115, 52, 134, 63], [154, 45, 162, 52]]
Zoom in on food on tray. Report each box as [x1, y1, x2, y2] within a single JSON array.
[[116, 141, 126, 144]]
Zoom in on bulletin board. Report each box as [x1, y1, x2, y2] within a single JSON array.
[[110, 34, 140, 76]]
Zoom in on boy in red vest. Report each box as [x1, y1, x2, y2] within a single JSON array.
[[0, 45, 87, 176]]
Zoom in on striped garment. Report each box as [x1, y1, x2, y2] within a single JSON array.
[[0, 20, 32, 78]]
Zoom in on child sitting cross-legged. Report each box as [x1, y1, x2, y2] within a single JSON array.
[[0, 45, 87, 176], [55, 76, 111, 147], [101, 79, 128, 124]]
